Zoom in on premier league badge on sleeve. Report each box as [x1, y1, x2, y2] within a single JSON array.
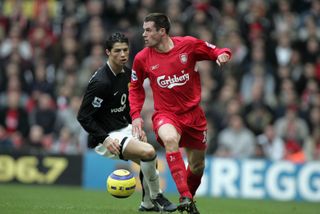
[[179, 53, 188, 64], [131, 70, 138, 81], [92, 96, 103, 108]]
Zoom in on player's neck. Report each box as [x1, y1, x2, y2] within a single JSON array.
[[155, 36, 174, 53], [107, 60, 123, 75]]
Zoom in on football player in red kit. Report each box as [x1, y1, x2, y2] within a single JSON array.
[[129, 13, 231, 214]]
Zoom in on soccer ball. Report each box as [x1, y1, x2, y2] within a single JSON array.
[[106, 169, 136, 198]]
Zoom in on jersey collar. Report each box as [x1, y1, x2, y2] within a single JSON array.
[[107, 61, 125, 76]]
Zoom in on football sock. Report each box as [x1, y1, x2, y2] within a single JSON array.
[[140, 155, 160, 199], [139, 170, 154, 208], [187, 165, 202, 197], [166, 151, 192, 199]]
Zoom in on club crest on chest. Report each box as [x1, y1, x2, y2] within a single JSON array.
[[179, 53, 188, 64]]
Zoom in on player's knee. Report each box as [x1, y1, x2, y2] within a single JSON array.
[[162, 135, 179, 152], [141, 144, 156, 160]]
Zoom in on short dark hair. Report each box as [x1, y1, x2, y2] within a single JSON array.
[[144, 13, 171, 34], [105, 32, 129, 51]]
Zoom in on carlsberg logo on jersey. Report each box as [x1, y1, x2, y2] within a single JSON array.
[[157, 71, 190, 89]]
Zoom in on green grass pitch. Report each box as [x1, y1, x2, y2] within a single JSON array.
[[0, 184, 319, 214]]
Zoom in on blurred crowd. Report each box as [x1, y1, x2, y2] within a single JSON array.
[[0, 0, 319, 163]]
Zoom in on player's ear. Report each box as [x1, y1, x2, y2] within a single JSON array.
[[106, 49, 111, 56], [159, 27, 166, 36]]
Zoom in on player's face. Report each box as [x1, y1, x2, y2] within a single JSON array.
[[142, 21, 162, 47], [107, 42, 129, 67]]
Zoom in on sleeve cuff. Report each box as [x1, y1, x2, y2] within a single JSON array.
[[130, 112, 141, 121], [217, 48, 232, 58]]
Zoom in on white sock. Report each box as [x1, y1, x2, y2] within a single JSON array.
[[139, 170, 153, 208], [140, 157, 160, 199]]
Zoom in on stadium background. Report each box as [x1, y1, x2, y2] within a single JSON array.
[[0, 0, 319, 204]]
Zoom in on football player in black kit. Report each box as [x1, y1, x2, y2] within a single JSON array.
[[77, 33, 177, 212]]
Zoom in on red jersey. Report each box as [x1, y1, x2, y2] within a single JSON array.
[[129, 36, 231, 120]]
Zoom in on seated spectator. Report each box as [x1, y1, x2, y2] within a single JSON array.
[[0, 125, 14, 151], [274, 78, 298, 118], [208, 81, 238, 131], [216, 114, 256, 159], [51, 126, 81, 155], [0, 73, 29, 107], [0, 90, 29, 149], [256, 124, 285, 161], [243, 83, 275, 135], [274, 105, 309, 163], [240, 63, 276, 107], [301, 78, 319, 110], [0, 24, 32, 61], [78, 44, 104, 92], [29, 93, 57, 148], [56, 95, 87, 152], [56, 95, 82, 135], [26, 125, 49, 154], [306, 106, 320, 134], [30, 62, 55, 97], [304, 129, 320, 161]]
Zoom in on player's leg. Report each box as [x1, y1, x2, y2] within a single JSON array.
[[123, 140, 160, 198], [176, 148, 203, 214], [124, 139, 177, 212], [183, 149, 203, 214], [177, 108, 206, 214], [185, 148, 205, 197], [182, 107, 207, 197], [128, 159, 156, 211], [138, 170, 160, 212], [157, 123, 193, 200]]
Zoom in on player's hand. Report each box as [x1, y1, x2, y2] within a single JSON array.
[[103, 137, 120, 155], [216, 53, 230, 66], [132, 118, 144, 139], [139, 130, 147, 142]]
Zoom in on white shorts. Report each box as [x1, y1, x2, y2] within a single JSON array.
[[94, 124, 133, 160]]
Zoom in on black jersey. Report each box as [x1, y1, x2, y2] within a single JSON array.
[[77, 63, 132, 148]]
